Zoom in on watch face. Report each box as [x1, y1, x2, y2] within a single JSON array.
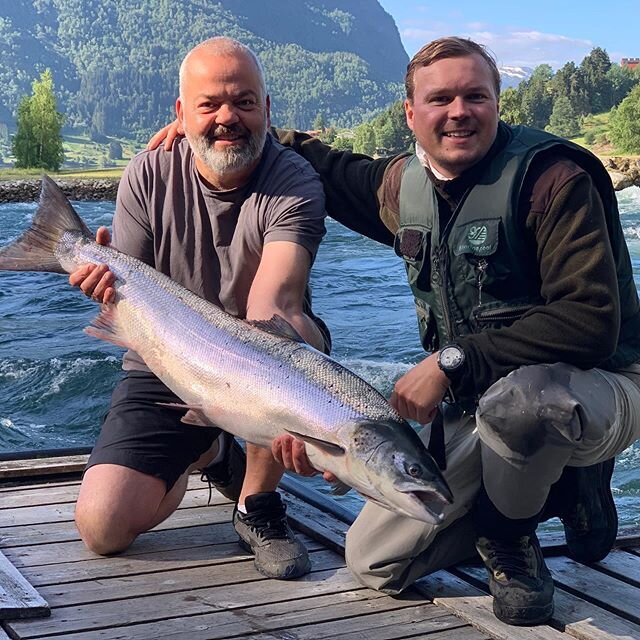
[[440, 345, 464, 370]]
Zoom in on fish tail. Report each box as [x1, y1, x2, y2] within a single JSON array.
[[0, 175, 93, 273]]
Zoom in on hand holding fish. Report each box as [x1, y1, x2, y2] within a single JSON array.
[[272, 433, 338, 482], [68, 227, 116, 303], [390, 354, 450, 424]]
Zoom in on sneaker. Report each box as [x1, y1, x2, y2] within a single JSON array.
[[200, 432, 246, 503], [233, 491, 311, 580], [560, 459, 618, 563], [476, 534, 554, 626]]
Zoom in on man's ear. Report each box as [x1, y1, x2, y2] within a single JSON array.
[[404, 99, 415, 133], [176, 97, 184, 123]]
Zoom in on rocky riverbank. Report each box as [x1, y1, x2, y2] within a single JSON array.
[[1, 158, 639, 203], [0, 178, 120, 203], [601, 157, 640, 191]]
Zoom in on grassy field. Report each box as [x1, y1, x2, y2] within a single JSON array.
[[0, 129, 142, 180]]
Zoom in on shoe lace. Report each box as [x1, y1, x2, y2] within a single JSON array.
[[486, 537, 535, 579], [243, 504, 290, 541]]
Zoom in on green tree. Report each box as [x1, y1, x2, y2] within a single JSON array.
[[352, 122, 376, 155], [519, 64, 554, 129], [545, 96, 580, 138], [332, 135, 354, 151], [499, 87, 525, 125], [12, 69, 64, 170], [312, 112, 326, 131], [609, 84, 640, 152], [607, 64, 638, 106], [580, 47, 612, 112]]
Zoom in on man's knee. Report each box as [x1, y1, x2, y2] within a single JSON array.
[[74, 499, 137, 555], [477, 363, 595, 458], [75, 463, 168, 555]]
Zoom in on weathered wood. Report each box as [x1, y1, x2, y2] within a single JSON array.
[[596, 549, 640, 586], [546, 557, 640, 624], [0, 455, 88, 479], [7, 566, 361, 637], [458, 564, 640, 640], [416, 570, 566, 640], [20, 534, 322, 588], [245, 607, 470, 640], [0, 551, 49, 620], [35, 548, 343, 607]]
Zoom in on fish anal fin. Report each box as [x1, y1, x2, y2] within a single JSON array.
[[83, 304, 131, 350], [155, 402, 217, 428], [247, 314, 305, 343], [284, 430, 345, 456]]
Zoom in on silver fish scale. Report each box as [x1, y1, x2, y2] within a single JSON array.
[[66, 238, 401, 431]]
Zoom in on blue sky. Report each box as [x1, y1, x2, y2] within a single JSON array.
[[378, 0, 638, 69]]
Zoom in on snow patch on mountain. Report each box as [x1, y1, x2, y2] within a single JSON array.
[[500, 66, 533, 90]]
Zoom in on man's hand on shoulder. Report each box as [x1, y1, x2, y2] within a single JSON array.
[[146, 119, 184, 151]]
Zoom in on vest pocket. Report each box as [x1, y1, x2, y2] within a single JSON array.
[[471, 300, 537, 332], [394, 226, 432, 291]]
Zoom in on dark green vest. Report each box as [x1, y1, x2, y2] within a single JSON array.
[[396, 124, 640, 370]]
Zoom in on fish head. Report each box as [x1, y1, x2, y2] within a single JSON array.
[[344, 419, 454, 524]]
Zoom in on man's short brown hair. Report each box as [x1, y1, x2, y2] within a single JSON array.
[[405, 36, 501, 101]]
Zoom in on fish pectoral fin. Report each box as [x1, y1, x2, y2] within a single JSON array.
[[246, 314, 306, 343], [156, 403, 216, 428], [84, 304, 131, 350], [329, 480, 351, 496], [284, 430, 346, 456]]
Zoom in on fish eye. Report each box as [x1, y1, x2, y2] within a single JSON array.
[[405, 462, 423, 478]]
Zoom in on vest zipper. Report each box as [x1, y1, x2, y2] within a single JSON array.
[[436, 245, 455, 341], [475, 258, 488, 305]]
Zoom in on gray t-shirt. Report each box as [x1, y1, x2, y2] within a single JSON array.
[[112, 134, 326, 370]]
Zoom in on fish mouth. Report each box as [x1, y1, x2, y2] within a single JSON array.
[[392, 484, 453, 524]]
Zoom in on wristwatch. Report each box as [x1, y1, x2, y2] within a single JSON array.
[[437, 343, 466, 383]]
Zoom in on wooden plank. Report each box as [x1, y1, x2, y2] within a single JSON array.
[[282, 489, 349, 554], [0, 485, 80, 509], [546, 556, 640, 623], [7, 566, 362, 637], [20, 534, 323, 588], [0, 487, 227, 527], [596, 549, 640, 586], [245, 607, 471, 640], [35, 548, 343, 607], [16, 590, 442, 640], [0, 455, 88, 479], [0, 626, 11, 639], [458, 564, 640, 640], [0, 551, 49, 620], [416, 571, 566, 640]]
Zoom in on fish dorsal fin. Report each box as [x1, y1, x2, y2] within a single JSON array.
[[284, 430, 346, 456], [246, 314, 305, 343]]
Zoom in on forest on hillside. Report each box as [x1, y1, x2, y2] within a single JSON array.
[[0, 0, 408, 138]]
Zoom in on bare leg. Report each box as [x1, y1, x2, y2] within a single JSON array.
[[238, 443, 285, 505], [76, 441, 220, 555]]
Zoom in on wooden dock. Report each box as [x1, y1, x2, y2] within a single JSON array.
[[1, 455, 639, 640]]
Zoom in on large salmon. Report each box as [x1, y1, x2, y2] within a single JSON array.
[[0, 176, 453, 523]]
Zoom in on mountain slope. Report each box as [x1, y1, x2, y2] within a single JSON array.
[[0, 1, 408, 135]]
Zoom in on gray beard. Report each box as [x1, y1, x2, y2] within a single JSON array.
[[186, 125, 267, 176]]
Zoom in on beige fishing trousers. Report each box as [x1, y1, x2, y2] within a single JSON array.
[[345, 362, 640, 593]]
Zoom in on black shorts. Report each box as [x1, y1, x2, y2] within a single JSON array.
[[86, 371, 221, 491]]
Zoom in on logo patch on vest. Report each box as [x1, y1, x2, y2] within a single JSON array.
[[453, 219, 500, 256]]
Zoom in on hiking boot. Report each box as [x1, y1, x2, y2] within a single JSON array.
[[476, 533, 554, 626], [200, 432, 246, 503], [560, 459, 618, 563], [233, 491, 311, 580]]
